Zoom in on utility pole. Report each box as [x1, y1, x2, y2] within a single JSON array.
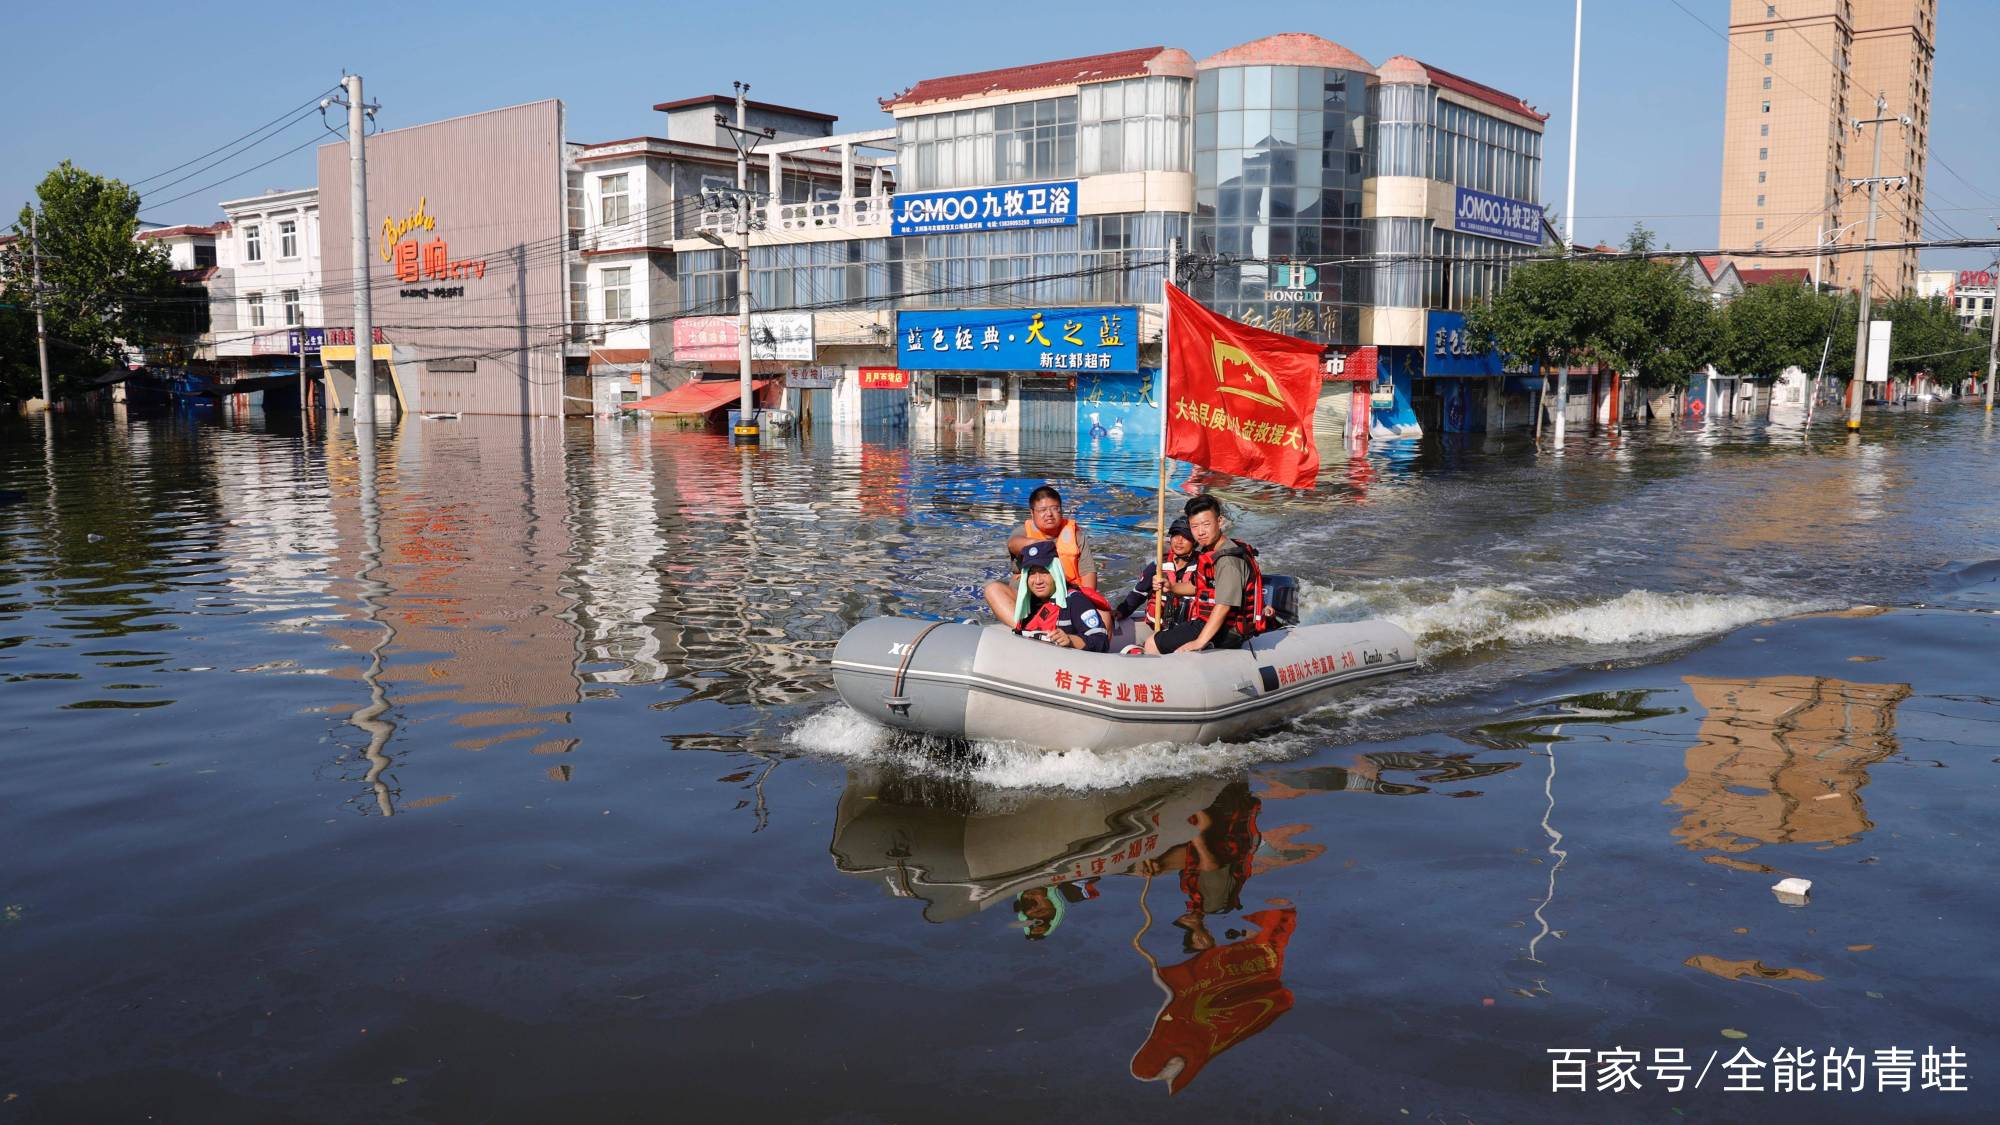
[[1845, 94, 1909, 433], [716, 83, 774, 440], [1985, 248, 1998, 413], [332, 74, 380, 425], [29, 211, 51, 408], [1563, 0, 1582, 249]]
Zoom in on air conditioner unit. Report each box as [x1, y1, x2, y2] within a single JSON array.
[[977, 377, 1006, 404]]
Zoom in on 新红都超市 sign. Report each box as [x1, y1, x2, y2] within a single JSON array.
[[1452, 187, 1545, 246], [897, 307, 1137, 373], [890, 181, 1077, 236], [1424, 310, 1505, 377]]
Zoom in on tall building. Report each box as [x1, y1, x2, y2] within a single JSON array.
[[1718, 0, 1934, 298]]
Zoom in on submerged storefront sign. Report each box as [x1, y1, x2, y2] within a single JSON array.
[[890, 180, 1077, 236], [673, 313, 815, 362], [897, 307, 1137, 373], [1423, 310, 1504, 377], [1452, 187, 1544, 246]]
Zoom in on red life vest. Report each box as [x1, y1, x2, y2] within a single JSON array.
[[1021, 586, 1113, 636], [1191, 538, 1269, 636]]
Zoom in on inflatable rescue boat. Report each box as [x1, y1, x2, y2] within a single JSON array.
[[832, 584, 1418, 750]]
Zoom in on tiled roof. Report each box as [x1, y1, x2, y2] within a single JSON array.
[[1699, 255, 1726, 277], [1739, 267, 1811, 286], [1201, 33, 1374, 76], [1424, 63, 1547, 123], [137, 223, 224, 240], [882, 46, 1190, 109]]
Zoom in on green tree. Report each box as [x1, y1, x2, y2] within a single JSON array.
[[1590, 226, 1721, 387], [1461, 251, 1605, 378], [1876, 294, 1983, 386], [1718, 279, 1850, 380], [1, 161, 208, 402]]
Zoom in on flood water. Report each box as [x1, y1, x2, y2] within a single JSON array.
[[2, 404, 1996, 1122]]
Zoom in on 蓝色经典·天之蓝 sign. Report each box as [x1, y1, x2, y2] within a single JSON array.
[[897, 307, 1137, 373]]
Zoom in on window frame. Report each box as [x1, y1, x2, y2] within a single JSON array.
[[244, 224, 262, 263], [279, 218, 298, 259]]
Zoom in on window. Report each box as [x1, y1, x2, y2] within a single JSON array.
[[568, 265, 588, 339], [1759, 147, 1768, 159], [599, 173, 630, 227], [1756, 194, 1765, 206], [1080, 76, 1192, 175], [1762, 77, 1772, 90], [1758, 171, 1767, 183], [1760, 124, 1769, 136], [282, 289, 300, 326], [1762, 100, 1771, 113], [602, 267, 631, 322], [1765, 29, 1774, 41], [1755, 219, 1766, 230], [279, 219, 297, 259], [894, 95, 1077, 190], [1765, 5, 1775, 15], [244, 224, 262, 262], [1764, 53, 1773, 65], [246, 292, 265, 327], [699, 174, 733, 193], [1754, 240, 1764, 250]]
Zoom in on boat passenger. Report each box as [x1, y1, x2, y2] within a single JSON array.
[[1011, 540, 1113, 653], [1115, 516, 1197, 628], [983, 485, 1098, 624], [1146, 495, 1270, 655]]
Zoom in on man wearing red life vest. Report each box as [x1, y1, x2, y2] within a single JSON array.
[[1146, 494, 1269, 655], [982, 484, 1099, 626], [1011, 540, 1114, 653]]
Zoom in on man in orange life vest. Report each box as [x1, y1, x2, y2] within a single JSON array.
[[1146, 494, 1269, 655], [983, 484, 1098, 626], [1010, 540, 1114, 653]]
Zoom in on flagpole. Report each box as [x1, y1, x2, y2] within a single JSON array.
[[1151, 238, 1178, 629]]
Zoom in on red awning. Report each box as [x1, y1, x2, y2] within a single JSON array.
[[624, 378, 770, 414]]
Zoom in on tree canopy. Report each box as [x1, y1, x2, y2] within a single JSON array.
[[1, 161, 208, 402]]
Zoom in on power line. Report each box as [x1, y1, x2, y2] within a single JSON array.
[[127, 88, 340, 189]]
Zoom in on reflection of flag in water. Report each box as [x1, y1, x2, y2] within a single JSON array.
[[1129, 907, 1297, 1094], [1165, 286, 1322, 489]]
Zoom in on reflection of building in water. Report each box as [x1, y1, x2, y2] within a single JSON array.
[[321, 419, 584, 798], [1668, 675, 1911, 855], [566, 421, 678, 684], [212, 433, 340, 605]]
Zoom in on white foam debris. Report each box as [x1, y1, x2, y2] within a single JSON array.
[[1772, 877, 1813, 906]]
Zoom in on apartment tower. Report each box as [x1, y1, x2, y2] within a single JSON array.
[[1717, 0, 1934, 297]]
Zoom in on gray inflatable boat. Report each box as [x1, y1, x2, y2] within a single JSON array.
[[831, 611, 1419, 751]]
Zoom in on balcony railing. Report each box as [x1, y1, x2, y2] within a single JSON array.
[[691, 195, 891, 241]]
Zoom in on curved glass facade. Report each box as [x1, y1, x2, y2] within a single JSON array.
[[1191, 63, 1371, 344]]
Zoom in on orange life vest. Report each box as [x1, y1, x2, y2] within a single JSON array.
[[1021, 517, 1084, 584], [1191, 538, 1270, 637], [1021, 586, 1113, 636]]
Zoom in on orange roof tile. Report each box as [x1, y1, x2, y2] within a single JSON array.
[[882, 46, 1190, 109]]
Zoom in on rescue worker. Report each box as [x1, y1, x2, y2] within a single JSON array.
[[1115, 516, 1197, 629], [1012, 539, 1113, 653], [983, 485, 1098, 625], [1146, 495, 1269, 655]]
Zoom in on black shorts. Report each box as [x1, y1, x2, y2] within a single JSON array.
[[1154, 619, 1247, 653]]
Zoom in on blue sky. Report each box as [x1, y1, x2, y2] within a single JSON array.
[[5, 0, 1995, 271]]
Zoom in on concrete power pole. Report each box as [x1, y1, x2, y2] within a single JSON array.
[[717, 83, 773, 440], [1845, 94, 1909, 433], [29, 211, 51, 409], [1985, 248, 1998, 414], [343, 74, 378, 425]]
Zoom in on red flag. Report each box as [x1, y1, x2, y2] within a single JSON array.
[[1164, 285, 1322, 489]]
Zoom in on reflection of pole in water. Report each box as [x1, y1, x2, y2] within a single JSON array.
[[349, 423, 397, 817], [1527, 724, 1567, 963]]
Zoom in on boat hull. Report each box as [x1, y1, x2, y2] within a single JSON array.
[[831, 616, 1418, 750]]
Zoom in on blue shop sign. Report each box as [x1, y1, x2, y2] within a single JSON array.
[[1424, 310, 1505, 377], [890, 180, 1078, 236], [898, 307, 1138, 373], [1452, 187, 1544, 246], [288, 327, 324, 355]]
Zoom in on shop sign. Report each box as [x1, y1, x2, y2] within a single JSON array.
[[321, 326, 386, 349], [890, 180, 1077, 236], [787, 366, 840, 389], [858, 367, 910, 390], [1268, 263, 1321, 302], [1423, 310, 1505, 377], [1451, 187, 1544, 246], [897, 307, 1137, 373], [674, 314, 815, 362], [381, 196, 489, 298], [1866, 320, 1892, 382], [288, 328, 324, 355], [1320, 345, 1378, 382], [1959, 270, 1994, 288]]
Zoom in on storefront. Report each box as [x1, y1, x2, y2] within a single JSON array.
[[896, 306, 1143, 443], [316, 99, 577, 417]]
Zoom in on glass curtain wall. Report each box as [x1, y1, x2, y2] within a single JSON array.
[[1192, 63, 1372, 344], [895, 97, 1078, 191]]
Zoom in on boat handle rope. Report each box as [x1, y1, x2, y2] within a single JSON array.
[[884, 620, 947, 717]]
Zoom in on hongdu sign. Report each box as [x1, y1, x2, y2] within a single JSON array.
[[891, 180, 1077, 236], [1452, 187, 1545, 246]]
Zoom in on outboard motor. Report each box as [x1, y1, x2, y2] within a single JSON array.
[[1263, 574, 1301, 628]]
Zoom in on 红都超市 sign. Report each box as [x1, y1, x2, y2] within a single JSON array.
[[897, 307, 1137, 373], [891, 181, 1077, 236], [1451, 187, 1544, 246]]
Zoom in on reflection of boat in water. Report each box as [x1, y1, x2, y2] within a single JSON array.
[[831, 612, 1418, 750], [828, 769, 1227, 923]]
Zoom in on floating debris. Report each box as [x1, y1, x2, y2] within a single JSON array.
[[1687, 955, 1825, 982], [1772, 877, 1812, 906]]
